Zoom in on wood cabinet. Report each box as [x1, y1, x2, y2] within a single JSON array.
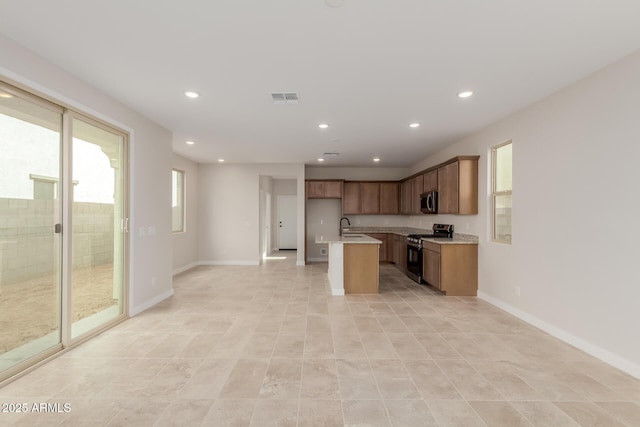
[[365, 233, 389, 262], [360, 183, 380, 214], [400, 176, 422, 215], [380, 183, 399, 214], [344, 243, 379, 294], [437, 158, 478, 214], [392, 234, 407, 272], [306, 180, 343, 199], [343, 182, 399, 215], [423, 170, 438, 192], [343, 182, 361, 214], [400, 180, 412, 215], [422, 241, 478, 296], [411, 175, 423, 214]]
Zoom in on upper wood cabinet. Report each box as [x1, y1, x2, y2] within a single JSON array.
[[400, 180, 412, 215], [305, 180, 343, 199], [380, 183, 399, 214], [343, 182, 361, 214], [343, 181, 399, 215], [423, 170, 438, 192], [360, 183, 380, 214], [437, 158, 478, 214], [411, 175, 423, 214]]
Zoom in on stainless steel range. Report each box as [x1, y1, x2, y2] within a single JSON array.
[[406, 224, 454, 283]]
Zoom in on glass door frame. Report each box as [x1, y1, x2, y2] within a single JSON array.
[[0, 79, 130, 383], [0, 81, 64, 382], [62, 110, 129, 347]]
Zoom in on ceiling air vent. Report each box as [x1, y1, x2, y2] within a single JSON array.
[[271, 92, 299, 104], [323, 152, 339, 157]]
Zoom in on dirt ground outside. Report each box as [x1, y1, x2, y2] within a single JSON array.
[[0, 263, 117, 353]]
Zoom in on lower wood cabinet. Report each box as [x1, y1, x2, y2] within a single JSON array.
[[392, 234, 406, 272], [365, 233, 389, 262], [422, 241, 478, 296]]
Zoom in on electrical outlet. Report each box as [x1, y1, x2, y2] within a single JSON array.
[[320, 219, 323, 225]]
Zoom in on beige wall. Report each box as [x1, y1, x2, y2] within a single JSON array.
[[1, 34, 174, 316], [172, 154, 199, 274], [409, 49, 640, 377]]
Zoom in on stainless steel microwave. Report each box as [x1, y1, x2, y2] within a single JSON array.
[[420, 191, 438, 214]]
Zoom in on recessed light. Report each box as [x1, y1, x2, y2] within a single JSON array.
[[373, 157, 381, 162], [318, 123, 329, 129], [0, 91, 14, 99], [457, 91, 473, 98], [409, 123, 420, 128], [218, 159, 225, 163], [185, 140, 195, 145], [184, 91, 200, 98], [317, 158, 325, 162]]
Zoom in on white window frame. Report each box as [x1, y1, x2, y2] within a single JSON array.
[[172, 169, 185, 233], [491, 140, 512, 244]]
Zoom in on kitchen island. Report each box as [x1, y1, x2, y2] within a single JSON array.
[[315, 234, 382, 295]]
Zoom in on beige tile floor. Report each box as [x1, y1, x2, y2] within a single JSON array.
[[1, 251, 640, 426]]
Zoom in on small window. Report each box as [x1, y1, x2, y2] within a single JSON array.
[[491, 141, 512, 243], [172, 169, 185, 232]]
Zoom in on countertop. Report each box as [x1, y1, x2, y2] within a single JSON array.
[[315, 233, 382, 245], [341, 227, 479, 245]]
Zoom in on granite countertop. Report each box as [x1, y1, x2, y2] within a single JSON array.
[[315, 233, 382, 245], [342, 227, 479, 245]]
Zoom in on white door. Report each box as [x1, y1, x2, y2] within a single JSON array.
[[277, 195, 297, 250]]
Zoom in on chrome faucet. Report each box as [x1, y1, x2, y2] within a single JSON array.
[[339, 216, 351, 235]]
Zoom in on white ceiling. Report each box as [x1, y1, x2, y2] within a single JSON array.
[[2, 0, 640, 167]]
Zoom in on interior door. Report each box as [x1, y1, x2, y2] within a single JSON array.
[[277, 195, 297, 250]]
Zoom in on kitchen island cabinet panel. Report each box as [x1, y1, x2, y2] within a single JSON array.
[[344, 243, 380, 294]]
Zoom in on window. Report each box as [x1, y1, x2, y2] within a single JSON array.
[[491, 141, 512, 243], [172, 169, 185, 232]]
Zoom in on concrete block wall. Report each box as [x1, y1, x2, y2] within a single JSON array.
[[0, 198, 114, 284]]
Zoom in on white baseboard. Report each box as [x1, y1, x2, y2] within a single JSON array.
[[331, 288, 345, 296], [477, 291, 640, 380], [199, 260, 260, 266], [296, 261, 305, 266], [130, 288, 174, 317], [173, 262, 198, 276], [307, 257, 328, 262]]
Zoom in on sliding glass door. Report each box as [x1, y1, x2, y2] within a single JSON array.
[[0, 82, 128, 382], [0, 83, 63, 377], [70, 116, 126, 339]]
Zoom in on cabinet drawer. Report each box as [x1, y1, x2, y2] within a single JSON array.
[[422, 241, 441, 253]]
